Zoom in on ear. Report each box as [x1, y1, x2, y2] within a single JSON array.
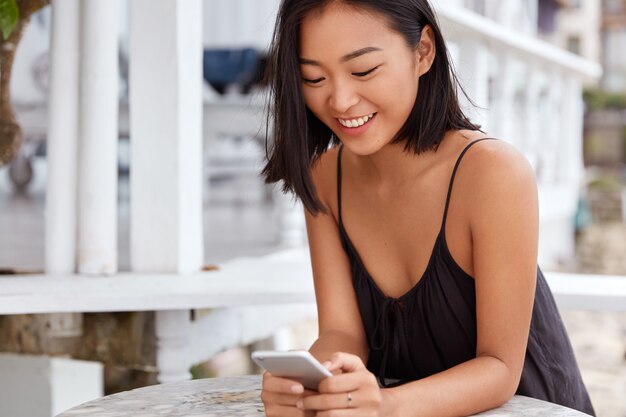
[[416, 25, 436, 77]]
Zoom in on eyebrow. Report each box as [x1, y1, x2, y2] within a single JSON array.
[[299, 46, 382, 66]]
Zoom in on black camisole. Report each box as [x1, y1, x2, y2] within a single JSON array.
[[336, 139, 595, 415]]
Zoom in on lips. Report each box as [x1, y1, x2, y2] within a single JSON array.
[[337, 112, 377, 128]]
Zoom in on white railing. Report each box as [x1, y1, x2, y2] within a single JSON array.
[[437, 2, 601, 268]]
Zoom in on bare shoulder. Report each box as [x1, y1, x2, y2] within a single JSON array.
[[459, 139, 537, 192], [456, 139, 538, 222], [310, 146, 341, 215]]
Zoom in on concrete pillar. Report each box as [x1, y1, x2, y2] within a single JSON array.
[[46, 0, 79, 275], [543, 69, 563, 184], [77, 0, 119, 275], [45, 0, 83, 345], [456, 38, 490, 131], [493, 53, 517, 146], [156, 310, 192, 383], [130, 0, 203, 382], [274, 187, 306, 248], [558, 75, 583, 187], [523, 64, 542, 171]]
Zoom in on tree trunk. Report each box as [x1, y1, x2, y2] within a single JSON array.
[[0, 0, 50, 167]]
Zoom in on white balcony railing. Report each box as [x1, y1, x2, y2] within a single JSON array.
[[437, 2, 601, 268]]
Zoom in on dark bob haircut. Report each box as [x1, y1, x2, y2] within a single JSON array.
[[262, 0, 480, 215]]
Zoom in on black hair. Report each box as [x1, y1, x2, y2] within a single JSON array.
[[262, 0, 481, 215]]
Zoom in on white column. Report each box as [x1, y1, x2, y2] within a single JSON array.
[[542, 69, 563, 184], [558, 76, 583, 187], [77, 0, 119, 275], [46, 0, 79, 275], [156, 311, 192, 383], [130, 0, 203, 382], [523, 64, 542, 171], [455, 38, 490, 131], [45, 0, 83, 338], [274, 187, 306, 248], [493, 53, 517, 146]]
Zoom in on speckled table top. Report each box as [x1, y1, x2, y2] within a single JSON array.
[[57, 375, 591, 417]]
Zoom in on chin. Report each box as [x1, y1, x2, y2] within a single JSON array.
[[339, 137, 389, 157]]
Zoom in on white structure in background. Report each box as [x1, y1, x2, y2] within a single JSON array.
[[0, 0, 606, 416], [461, 0, 539, 35], [0, 354, 102, 417], [539, 0, 602, 77]]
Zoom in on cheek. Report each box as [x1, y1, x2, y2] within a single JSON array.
[[373, 75, 418, 115], [302, 88, 323, 114], [302, 89, 330, 124]]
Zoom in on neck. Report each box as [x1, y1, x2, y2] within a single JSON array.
[[346, 141, 438, 192]]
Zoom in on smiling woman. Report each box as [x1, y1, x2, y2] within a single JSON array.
[[260, 1, 595, 417]]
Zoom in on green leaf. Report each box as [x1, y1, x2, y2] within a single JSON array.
[[0, 0, 19, 40]]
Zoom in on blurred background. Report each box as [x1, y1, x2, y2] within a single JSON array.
[[0, 0, 624, 416]]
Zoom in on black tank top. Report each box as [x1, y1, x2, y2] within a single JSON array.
[[336, 139, 595, 415]]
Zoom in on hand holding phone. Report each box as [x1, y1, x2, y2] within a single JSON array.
[[252, 350, 332, 391]]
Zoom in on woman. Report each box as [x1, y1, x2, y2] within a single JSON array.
[[261, 0, 595, 416]]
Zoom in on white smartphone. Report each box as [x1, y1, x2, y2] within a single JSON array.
[[251, 350, 332, 391]]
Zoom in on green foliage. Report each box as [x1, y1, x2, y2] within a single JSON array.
[[0, 0, 19, 40], [583, 88, 626, 110]]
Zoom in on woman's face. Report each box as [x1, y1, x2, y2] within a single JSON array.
[[299, 3, 434, 156]]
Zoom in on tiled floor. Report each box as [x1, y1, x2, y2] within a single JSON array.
[[0, 156, 286, 271]]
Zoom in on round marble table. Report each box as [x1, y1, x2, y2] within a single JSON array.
[[57, 375, 591, 417]]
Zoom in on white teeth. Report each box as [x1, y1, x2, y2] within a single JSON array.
[[339, 113, 375, 128]]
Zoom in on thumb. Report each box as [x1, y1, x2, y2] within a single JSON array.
[[324, 352, 366, 373]]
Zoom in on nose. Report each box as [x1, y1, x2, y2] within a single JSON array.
[[328, 80, 360, 114]]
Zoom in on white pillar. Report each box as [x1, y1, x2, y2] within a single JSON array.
[[558, 76, 583, 187], [274, 187, 306, 248], [45, 0, 83, 338], [46, 0, 80, 274], [493, 53, 517, 146], [77, 0, 119, 275], [542, 69, 563, 184], [130, 0, 203, 382], [456, 38, 490, 131], [523, 64, 542, 171], [156, 311, 192, 383]]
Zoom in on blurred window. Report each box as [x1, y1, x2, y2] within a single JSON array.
[[567, 35, 581, 54]]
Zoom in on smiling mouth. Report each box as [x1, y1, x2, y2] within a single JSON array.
[[337, 112, 377, 128]]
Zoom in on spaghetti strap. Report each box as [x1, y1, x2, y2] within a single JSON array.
[[337, 144, 345, 227], [441, 138, 497, 231]]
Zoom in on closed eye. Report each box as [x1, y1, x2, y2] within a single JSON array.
[[302, 77, 325, 84], [353, 66, 380, 77]]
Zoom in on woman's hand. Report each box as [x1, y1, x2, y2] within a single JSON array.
[[261, 371, 316, 417], [296, 352, 384, 416]]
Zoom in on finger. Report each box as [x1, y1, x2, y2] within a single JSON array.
[[263, 372, 305, 394], [318, 371, 371, 394], [297, 392, 355, 411], [316, 410, 353, 417], [261, 390, 302, 407], [325, 352, 367, 374], [262, 403, 316, 417]]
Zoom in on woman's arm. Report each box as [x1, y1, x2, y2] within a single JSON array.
[[305, 149, 369, 365], [260, 150, 368, 417]]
